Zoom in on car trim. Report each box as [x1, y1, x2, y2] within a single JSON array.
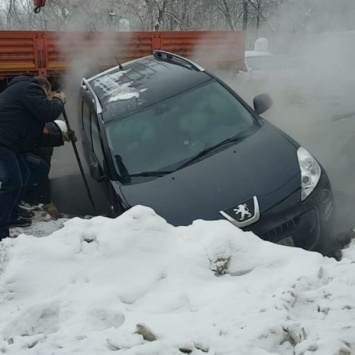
[[81, 78, 103, 114], [153, 50, 205, 72]]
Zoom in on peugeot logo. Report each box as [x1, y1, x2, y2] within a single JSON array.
[[233, 204, 252, 221], [219, 196, 260, 228]]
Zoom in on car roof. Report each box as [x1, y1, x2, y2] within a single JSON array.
[[85, 53, 213, 122]]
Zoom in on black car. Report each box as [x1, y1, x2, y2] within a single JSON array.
[[78, 50, 334, 253]]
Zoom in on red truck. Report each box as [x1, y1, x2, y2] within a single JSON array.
[[0, 30, 245, 89]]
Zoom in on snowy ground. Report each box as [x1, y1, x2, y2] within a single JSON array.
[[1, 205, 355, 355]]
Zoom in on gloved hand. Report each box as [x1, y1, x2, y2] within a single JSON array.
[[54, 120, 77, 143], [67, 128, 78, 143], [52, 91, 66, 104]]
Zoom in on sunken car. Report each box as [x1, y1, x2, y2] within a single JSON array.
[[78, 50, 334, 253]]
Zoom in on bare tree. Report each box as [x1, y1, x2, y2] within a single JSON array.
[[204, 0, 244, 30], [0, 0, 336, 37], [242, 0, 248, 30]]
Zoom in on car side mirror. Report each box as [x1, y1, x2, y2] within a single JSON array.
[[253, 93, 273, 115], [90, 161, 105, 182]]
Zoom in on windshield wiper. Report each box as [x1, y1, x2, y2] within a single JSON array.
[[115, 135, 246, 179], [125, 170, 174, 177], [115, 154, 172, 179], [176, 135, 247, 170], [115, 154, 132, 183]]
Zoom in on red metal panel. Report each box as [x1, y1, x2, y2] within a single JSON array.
[[35, 33, 47, 76], [43, 31, 156, 76], [0, 30, 245, 80], [159, 31, 245, 70], [0, 31, 41, 77]]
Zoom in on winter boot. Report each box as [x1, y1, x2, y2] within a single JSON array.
[[19, 205, 34, 220], [9, 217, 32, 228]]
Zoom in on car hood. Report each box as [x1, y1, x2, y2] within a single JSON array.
[[117, 121, 301, 226]]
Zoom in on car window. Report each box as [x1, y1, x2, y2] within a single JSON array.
[[105, 80, 256, 177], [91, 114, 105, 168], [246, 55, 285, 70], [82, 99, 106, 169], [82, 100, 92, 144]]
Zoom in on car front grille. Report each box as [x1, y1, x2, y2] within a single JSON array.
[[257, 208, 320, 250], [261, 216, 300, 241]]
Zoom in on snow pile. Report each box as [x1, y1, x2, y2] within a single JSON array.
[[0, 205, 355, 354]]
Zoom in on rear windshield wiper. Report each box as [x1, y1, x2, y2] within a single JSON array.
[[176, 135, 247, 170]]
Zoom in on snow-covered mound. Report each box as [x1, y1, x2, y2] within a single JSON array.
[[0, 205, 354, 354]]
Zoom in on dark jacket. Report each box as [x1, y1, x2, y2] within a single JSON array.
[[33, 121, 65, 164], [39, 120, 65, 148], [0, 76, 64, 153]]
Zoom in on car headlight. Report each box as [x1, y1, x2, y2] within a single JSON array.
[[297, 147, 321, 201]]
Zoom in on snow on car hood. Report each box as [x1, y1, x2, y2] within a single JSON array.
[[118, 122, 301, 226]]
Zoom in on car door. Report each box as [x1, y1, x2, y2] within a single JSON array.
[[80, 97, 124, 217]]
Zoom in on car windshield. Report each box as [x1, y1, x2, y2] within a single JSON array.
[[246, 55, 285, 70], [105, 80, 256, 178]]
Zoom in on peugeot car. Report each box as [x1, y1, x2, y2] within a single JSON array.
[[78, 50, 334, 253]]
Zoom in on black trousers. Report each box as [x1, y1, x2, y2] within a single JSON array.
[[23, 147, 54, 206], [0, 147, 30, 238]]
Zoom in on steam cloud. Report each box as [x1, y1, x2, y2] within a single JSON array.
[[52, 0, 355, 234], [233, 1, 355, 236]]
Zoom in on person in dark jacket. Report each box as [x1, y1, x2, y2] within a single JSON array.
[[22, 119, 76, 219], [0, 75, 66, 240]]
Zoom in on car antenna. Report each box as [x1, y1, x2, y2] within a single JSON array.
[[114, 56, 123, 70]]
